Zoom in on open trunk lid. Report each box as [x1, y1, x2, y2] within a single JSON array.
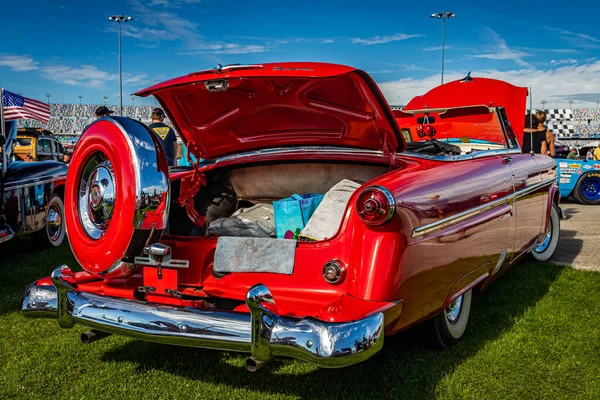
[[135, 62, 404, 160], [403, 76, 528, 143]]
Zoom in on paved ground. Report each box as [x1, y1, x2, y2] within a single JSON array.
[[553, 201, 600, 272]]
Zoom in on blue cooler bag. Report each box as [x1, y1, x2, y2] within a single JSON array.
[[273, 194, 324, 239]]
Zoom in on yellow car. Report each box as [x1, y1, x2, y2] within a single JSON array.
[[13, 128, 67, 162]]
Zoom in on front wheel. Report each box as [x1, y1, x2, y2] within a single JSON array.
[[531, 204, 560, 261], [31, 194, 65, 248], [573, 172, 600, 205], [425, 289, 473, 349]]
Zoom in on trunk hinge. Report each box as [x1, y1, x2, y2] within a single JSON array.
[[177, 141, 207, 227], [382, 131, 395, 166]]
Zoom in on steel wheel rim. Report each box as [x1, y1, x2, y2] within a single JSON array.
[[46, 203, 62, 242], [582, 177, 600, 201], [78, 152, 115, 240], [534, 218, 553, 253], [445, 295, 463, 324]]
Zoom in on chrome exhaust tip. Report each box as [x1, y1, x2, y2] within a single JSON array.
[[81, 329, 112, 345], [245, 357, 269, 372]]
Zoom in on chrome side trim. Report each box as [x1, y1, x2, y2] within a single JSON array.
[[403, 147, 522, 163], [491, 249, 509, 276], [21, 266, 385, 369], [4, 175, 65, 190], [412, 178, 556, 238]]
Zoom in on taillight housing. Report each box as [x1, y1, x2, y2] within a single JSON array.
[[356, 186, 395, 225]]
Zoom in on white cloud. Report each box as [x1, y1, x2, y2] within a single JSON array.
[[0, 55, 39, 71], [351, 33, 423, 46], [547, 28, 600, 49], [422, 46, 454, 52], [40, 64, 116, 88], [182, 43, 267, 55], [549, 59, 578, 65], [377, 60, 600, 107], [472, 28, 533, 68]]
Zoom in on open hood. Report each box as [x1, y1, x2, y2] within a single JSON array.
[[404, 77, 528, 143], [135, 62, 404, 160]]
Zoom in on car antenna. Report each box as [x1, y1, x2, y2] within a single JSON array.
[[460, 72, 473, 83]]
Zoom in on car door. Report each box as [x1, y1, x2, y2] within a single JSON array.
[[506, 153, 544, 259]]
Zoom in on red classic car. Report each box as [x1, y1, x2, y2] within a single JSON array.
[[20, 63, 560, 370]]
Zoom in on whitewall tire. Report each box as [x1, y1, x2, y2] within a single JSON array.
[[531, 204, 560, 262]]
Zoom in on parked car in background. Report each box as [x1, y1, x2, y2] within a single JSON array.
[[0, 158, 67, 247], [13, 128, 67, 162], [556, 159, 600, 205], [21, 64, 560, 370]]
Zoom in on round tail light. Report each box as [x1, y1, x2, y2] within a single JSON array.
[[322, 260, 346, 284], [356, 186, 395, 225]]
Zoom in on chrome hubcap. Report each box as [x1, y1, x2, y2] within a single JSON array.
[[446, 295, 463, 324], [79, 154, 115, 240], [534, 218, 552, 253], [46, 204, 62, 242]]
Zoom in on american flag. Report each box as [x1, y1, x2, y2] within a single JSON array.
[[2, 89, 50, 123]]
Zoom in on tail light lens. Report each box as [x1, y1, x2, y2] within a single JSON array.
[[356, 186, 395, 225]]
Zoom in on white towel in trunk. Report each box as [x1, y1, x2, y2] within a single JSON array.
[[300, 179, 362, 241]]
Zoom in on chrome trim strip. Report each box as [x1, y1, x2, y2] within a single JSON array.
[[4, 175, 65, 189], [412, 177, 556, 238], [21, 266, 385, 369], [403, 147, 522, 163]]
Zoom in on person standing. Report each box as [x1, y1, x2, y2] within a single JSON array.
[[148, 108, 178, 166], [94, 106, 114, 119], [534, 110, 555, 157], [587, 148, 594, 160], [594, 143, 600, 161]]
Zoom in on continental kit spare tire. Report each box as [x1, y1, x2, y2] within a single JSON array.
[[65, 117, 170, 276]]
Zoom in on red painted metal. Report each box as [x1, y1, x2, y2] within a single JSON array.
[[135, 62, 404, 160], [404, 78, 527, 145]]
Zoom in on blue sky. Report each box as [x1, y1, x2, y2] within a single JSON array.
[[1, 0, 599, 108]]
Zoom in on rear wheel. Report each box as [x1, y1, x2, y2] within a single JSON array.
[[573, 172, 600, 205], [425, 289, 473, 349], [531, 204, 560, 261]]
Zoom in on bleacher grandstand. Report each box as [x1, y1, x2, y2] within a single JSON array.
[[16, 104, 172, 148], [17, 103, 600, 150]]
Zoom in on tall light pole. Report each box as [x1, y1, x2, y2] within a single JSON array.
[[430, 12, 455, 85], [108, 15, 134, 116], [130, 95, 136, 107], [78, 95, 84, 105], [45, 93, 51, 105], [102, 96, 110, 105], [541, 100, 547, 110], [568, 99, 574, 109]]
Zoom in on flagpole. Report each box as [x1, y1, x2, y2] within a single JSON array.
[[1, 87, 6, 221], [1, 87, 7, 177]]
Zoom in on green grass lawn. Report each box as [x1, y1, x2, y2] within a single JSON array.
[[1, 237, 599, 400]]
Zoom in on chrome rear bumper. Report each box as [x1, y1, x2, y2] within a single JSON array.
[[21, 265, 384, 369]]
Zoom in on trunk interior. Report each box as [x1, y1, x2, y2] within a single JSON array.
[[168, 161, 389, 240]]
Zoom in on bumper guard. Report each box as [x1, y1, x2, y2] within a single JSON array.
[[21, 265, 384, 369]]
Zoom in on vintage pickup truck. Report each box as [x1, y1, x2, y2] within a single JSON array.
[[20, 63, 559, 370]]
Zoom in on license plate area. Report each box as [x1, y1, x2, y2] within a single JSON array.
[[143, 266, 181, 305]]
